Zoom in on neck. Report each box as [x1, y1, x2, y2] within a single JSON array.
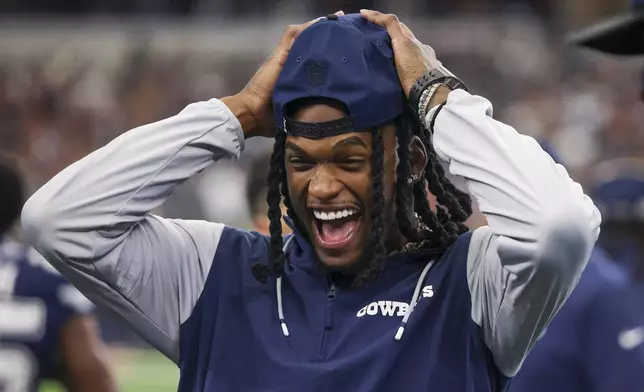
[[384, 226, 409, 254]]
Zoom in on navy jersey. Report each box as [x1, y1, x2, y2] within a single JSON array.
[[178, 229, 509, 392], [0, 237, 93, 392], [510, 249, 644, 392], [22, 91, 600, 391]]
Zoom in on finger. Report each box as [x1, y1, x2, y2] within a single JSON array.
[[400, 22, 416, 39], [359, 10, 406, 40], [302, 16, 323, 29], [279, 11, 344, 52], [281, 17, 320, 46]]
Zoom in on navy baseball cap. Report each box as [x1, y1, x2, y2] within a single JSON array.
[[568, 0, 644, 55], [272, 13, 406, 136], [589, 158, 644, 223]]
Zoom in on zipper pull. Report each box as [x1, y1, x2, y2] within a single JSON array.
[[328, 282, 336, 300]]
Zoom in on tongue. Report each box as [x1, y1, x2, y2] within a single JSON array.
[[320, 219, 357, 244]]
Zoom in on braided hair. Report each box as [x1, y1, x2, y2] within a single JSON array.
[[251, 103, 472, 288]]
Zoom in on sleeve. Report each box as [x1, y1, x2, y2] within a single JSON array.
[[428, 90, 601, 376], [583, 287, 644, 391], [21, 98, 246, 364]]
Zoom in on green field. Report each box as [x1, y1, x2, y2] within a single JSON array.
[[41, 349, 179, 392]]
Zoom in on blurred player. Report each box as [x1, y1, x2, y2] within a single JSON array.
[[588, 158, 644, 311], [21, 12, 599, 390], [0, 156, 117, 392]]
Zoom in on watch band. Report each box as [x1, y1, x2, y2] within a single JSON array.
[[408, 65, 468, 118], [418, 84, 440, 129]]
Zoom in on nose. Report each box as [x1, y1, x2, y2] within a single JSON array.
[[308, 165, 343, 202]]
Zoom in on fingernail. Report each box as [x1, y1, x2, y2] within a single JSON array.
[[360, 9, 372, 13]]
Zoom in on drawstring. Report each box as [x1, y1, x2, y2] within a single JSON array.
[[276, 237, 435, 341], [277, 236, 295, 337], [395, 259, 436, 341], [277, 276, 289, 337]]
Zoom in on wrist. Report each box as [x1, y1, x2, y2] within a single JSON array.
[[426, 85, 451, 113], [221, 94, 259, 139]]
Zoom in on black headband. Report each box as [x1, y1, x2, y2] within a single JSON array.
[[282, 116, 358, 139]]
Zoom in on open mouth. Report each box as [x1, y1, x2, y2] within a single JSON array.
[[311, 208, 361, 251]]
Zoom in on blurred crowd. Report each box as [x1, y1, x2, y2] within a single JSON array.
[[0, 0, 554, 18]]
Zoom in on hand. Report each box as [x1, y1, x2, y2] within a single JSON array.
[[360, 10, 442, 98], [224, 11, 345, 139]]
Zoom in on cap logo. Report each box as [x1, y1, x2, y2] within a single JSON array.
[[307, 60, 328, 87]]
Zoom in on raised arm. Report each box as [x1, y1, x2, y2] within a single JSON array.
[[430, 88, 600, 376], [21, 99, 244, 362]]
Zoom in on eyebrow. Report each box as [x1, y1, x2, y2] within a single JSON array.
[[284, 136, 369, 156], [332, 136, 369, 152], [285, 141, 308, 156]]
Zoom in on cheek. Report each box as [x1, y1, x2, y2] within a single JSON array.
[[285, 170, 306, 206]]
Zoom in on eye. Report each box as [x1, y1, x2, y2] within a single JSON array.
[[337, 158, 366, 171], [288, 157, 315, 171]]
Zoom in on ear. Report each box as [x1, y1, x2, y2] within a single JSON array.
[[408, 135, 428, 183]]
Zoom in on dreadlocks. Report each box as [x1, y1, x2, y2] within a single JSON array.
[[251, 104, 472, 288]]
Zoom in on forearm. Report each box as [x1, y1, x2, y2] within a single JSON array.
[[221, 94, 258, 136], [65, 362, 117, 392], [61, 316, 118, 392]]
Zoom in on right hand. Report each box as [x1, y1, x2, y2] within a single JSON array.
[[224, 11, 345, 139]]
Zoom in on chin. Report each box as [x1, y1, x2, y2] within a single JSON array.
[[316, 250, 363, 271]]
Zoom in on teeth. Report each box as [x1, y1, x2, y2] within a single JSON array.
[[313, 209, 357, 221]]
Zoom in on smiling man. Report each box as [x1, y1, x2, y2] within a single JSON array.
[[21, 11, 600, 392]]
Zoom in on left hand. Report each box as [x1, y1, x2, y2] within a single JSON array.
[[360, 9, 442, 98]]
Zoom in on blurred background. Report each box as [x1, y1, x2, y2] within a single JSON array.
[[0, 0, 643, 391]]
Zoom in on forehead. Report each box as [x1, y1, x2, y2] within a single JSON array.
[[286, 101, 370, 152], [285, 100, 398, 153]]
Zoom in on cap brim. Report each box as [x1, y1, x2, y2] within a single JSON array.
[[568, 12, 644, 55]]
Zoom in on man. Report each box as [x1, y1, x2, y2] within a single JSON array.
[[0, 156, 117, 392], [21, 11, 599, 391]]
